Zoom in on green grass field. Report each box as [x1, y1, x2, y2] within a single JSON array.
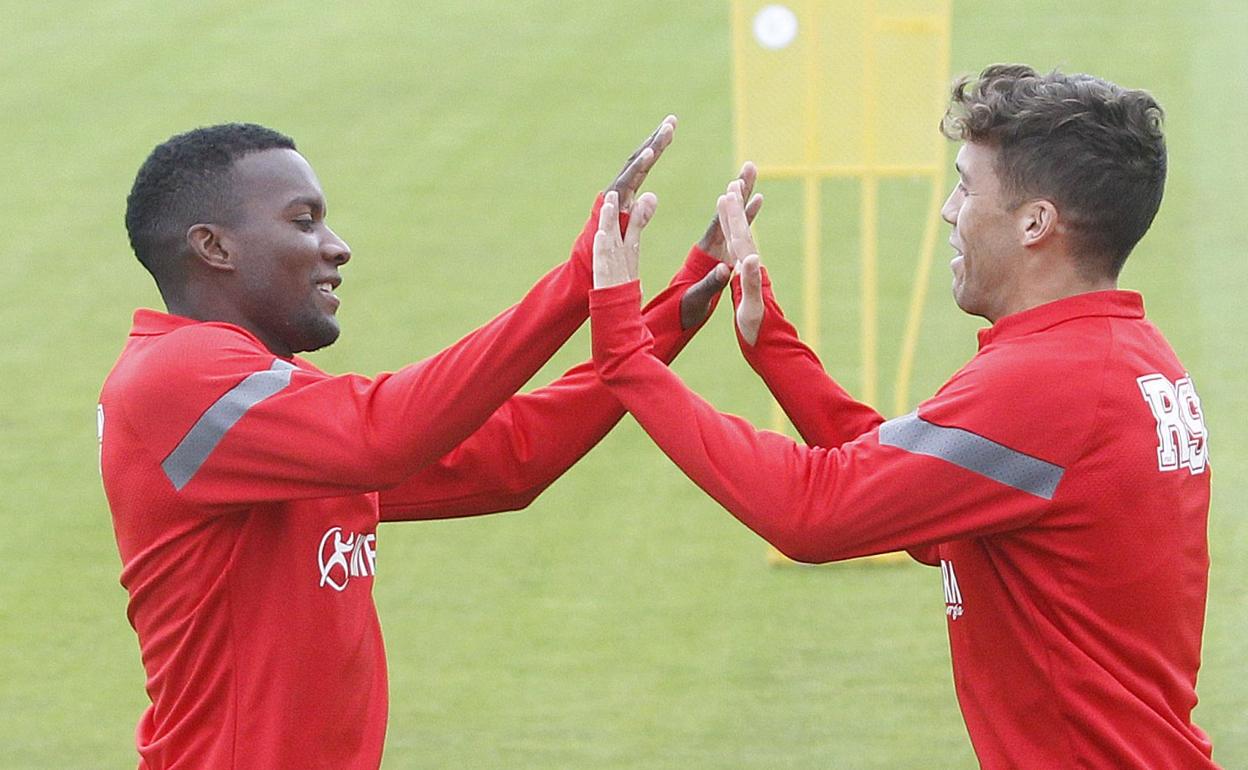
[[2, 1, 1244, 766]]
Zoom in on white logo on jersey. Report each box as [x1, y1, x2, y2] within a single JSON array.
[[317, 526, 377, 591], [96, 404, 105, 476], [1137, 373, 1208, 475], [941, 559, 964, 620]]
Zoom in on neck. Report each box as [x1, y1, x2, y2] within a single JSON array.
[[1013, 274, 1117, 318], [991, 250, 1117, 323], [163, 282, 293, 358]]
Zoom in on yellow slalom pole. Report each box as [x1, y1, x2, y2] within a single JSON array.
[[729, 0, 747, 167], [802, 174, 822, 353], [894, 149, 946, 416], [892, 4, 950, 416], [767, 1, 824, 567], [860, 0, 880, 407], [800, 0, 821, 355], [860, 174, 879, 405]]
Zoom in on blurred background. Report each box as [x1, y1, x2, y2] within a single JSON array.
[[2, 1, 1243, 766]]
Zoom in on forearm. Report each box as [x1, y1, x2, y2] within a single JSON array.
[[369, 196, 618, 474], [591, 282, 1047, 563], [593, 281, 840, 560], [379, 246, 724, 520], [733, 270, 883, 447]]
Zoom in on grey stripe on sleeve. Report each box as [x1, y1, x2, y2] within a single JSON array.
[[162, 359, 297, 491], [879, 412, 1064, 500]]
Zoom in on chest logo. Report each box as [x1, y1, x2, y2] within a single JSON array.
[[941, 559, 964, 620], [1137, 373, 1208, 475], [318, 526, 377, 591]]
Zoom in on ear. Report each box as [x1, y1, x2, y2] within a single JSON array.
[[186, 223, 236, 272], [1018, 199, 1060, 248]]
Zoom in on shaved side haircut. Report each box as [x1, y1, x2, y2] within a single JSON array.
[[125, 123, 296, 287]]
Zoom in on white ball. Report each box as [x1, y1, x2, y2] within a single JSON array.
[[753, 4, 799, 50]]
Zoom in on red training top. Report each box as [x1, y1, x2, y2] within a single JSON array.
[[590, 274, 1215, 769], [99, 197, 722, 770]]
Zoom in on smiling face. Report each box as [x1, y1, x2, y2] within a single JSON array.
[[217, 148, 351, 356], [940, 142, 1026, 323]]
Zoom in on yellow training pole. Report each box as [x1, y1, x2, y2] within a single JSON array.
[[894, 146, 945, 415], [731, 0, 950, 567], [860, 174, 879, 405], [859, 0, 880, 406]]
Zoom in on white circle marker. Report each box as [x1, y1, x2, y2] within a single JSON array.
[[753, 4, 799, 50]]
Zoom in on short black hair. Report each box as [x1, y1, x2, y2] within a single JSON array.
[[125, 123, 296, 283]]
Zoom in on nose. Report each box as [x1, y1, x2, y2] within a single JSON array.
[[322, 226, 351, 266], [940, 187, 960, 226]]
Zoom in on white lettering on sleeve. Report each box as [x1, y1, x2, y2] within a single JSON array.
[[1137, 373, 1208, 475]]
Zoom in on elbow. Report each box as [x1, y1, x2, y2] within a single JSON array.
[[770, 537, 835, 565], [724, 490, 840, 564], [765, 517, 878, 565], [492, 482, 548, 514], [743, 510, 840, 564]]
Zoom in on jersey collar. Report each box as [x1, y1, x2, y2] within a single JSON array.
[[129, 308, 201, 336], [128, 309, 272, 352], [977, 290, 1145, 350]]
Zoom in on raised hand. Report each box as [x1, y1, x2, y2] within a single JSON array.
[[607, 115, 677, 212], [593, 190, 658, 289], [716, 181, 765, 345], [697, 161, 764, 265], [679, 163, 765, 329]]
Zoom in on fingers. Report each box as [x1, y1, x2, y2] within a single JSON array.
[[737, 161, 758, 204], [744, 192, 764, 225], [740, 253, 763, 294], [651, 115, 677, 155], [611, 115, 677, 201], [736, 254, 764, 346], [679, 262, 731, 330], [716, 194, 753, 267], [614, 147, 654, 198], [632, 114, 677, 162], [623, 192, 658, 248], [696, 160, 764, 263], [593, 191, 627, 289], [594, 190, 651, 289], [619, 191, 657, 286], [722, 179, 760, 261], [626, 120, 674, 192], [592, 227, 614, 288], [597, 190, 621, 243]]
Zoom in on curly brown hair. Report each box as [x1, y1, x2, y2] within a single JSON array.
[[941, 64, 1166, 277]]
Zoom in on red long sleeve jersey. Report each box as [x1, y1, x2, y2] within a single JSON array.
[[591, 281, 1215, 768], [99, 197, 718, 769]]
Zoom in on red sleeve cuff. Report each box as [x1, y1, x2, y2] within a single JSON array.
[[590, 281, 652, 378], [683, 245, 723, 277]]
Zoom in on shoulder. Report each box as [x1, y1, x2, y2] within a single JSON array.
[[107, 321, 292, 410], [921, 317, 1115, 465]]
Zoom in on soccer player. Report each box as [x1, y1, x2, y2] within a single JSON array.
[[98, 118, 757, 768], [589, 65, 1216, 766]]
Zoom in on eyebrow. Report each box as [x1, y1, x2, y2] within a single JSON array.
[[286, 196, 326, 215], [954, 162, 969, 183]]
